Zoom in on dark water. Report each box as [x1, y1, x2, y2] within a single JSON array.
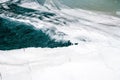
[[0, 17, 72, 50], [0, 2, 74, 50], [1, 0, 119, 50]]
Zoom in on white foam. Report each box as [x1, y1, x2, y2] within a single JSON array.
[[0, 3, 120, 80]]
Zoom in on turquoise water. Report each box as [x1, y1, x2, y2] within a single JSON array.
[[0, 17, 72, 50], [0, 2, 73, 50], [0, 0, 120, 50], [60, 0, 120, 12]]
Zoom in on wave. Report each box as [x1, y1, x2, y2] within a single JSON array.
[[0, 17, 72, 50], [0, 0, 120, 51]]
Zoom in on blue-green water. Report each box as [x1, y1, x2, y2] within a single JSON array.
[[0, 0, 120, 50], [0, 2, 74, 50], [0, 17, 72, 50], [60, 0, 120, 12]]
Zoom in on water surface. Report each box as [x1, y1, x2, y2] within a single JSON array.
[[60, 0, 120, 12]]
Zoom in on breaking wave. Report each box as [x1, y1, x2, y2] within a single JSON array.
[[0, 0, 74, 50], [0, 0, 120, 50], [0, 17, 72, 50]]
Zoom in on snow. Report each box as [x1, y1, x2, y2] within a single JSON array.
[[0, 3, 120, 80]]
